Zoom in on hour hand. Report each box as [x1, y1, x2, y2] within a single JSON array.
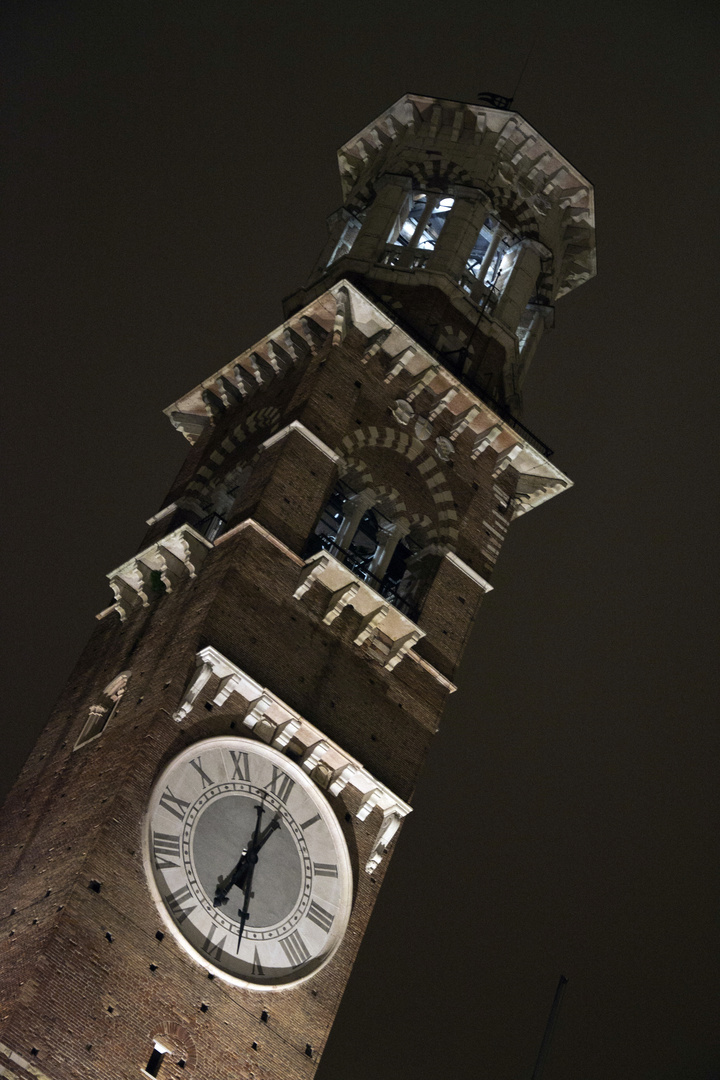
[[213, 849, 248, 907]]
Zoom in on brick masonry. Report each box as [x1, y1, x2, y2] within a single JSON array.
[[0, 297, 534, 1080]]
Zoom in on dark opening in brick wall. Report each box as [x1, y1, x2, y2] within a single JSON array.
[[145, 1047, 165, 1077]]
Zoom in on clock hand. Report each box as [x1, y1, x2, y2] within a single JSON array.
[[213, 803, 266, 908], [253, 815, 281, 853], [235, 804, 265, 952], [235, 813, 282, 954]]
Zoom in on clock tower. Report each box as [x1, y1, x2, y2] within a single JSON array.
[[0, 95, 594, 1080]]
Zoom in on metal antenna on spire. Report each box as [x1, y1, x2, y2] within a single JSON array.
[[478, 1, 540, 109], [530, 975, 568, 1080]]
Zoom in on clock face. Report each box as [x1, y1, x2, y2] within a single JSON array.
[[144, 736, 352, 989]]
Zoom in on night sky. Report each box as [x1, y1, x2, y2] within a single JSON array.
[[3, 3, 719, 1078]]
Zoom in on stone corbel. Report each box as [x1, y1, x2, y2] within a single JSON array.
[[383, 347, 420, 383], [266, 340, 293, 374], [248, 352, 275, 385], [172, 660, 215, 722], [332, 285, 353, 345], [108, 565, 151, 619], [323, 582, 361, 625], [405, 366, 439, 402], [428, 387, 459, 421], [361, 328, 392, 364], [366, 811, 405, 874], [449, 406, 480, 441], [242, 691, 276, 731], [301, 740, 330, 775], [470, 424, 502, 459], [271, 718, 302, 750], [385, 629, 424, 671], [293, 554, 332, 601], [295, 551, 426, 672], [328, 763, 359, 798], [354, 602, 390, 646], [281, 326, 310, 362], [160, 526, 211, 579], [492, 443, 523, 477]]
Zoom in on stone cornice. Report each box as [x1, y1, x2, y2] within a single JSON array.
[[105, 524, 213, 622], [172, 644, 412, 874], [164, 280, 571, 521]]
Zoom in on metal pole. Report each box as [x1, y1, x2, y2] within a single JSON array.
[[530, 975, 568, 1080]]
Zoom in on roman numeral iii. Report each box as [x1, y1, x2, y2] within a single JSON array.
[[313, 861, 338, 878]]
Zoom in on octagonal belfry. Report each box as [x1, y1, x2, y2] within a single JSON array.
[[286, 94, 595, 414]]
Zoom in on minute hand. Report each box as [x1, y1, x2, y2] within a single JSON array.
[[235, 805, 264, 951]]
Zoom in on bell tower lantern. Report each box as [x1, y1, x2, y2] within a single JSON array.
[[286, 94, 595, 413]]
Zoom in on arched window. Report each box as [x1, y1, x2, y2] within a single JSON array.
[[308, 484, 426, 618], [390, 193, 454, 251]]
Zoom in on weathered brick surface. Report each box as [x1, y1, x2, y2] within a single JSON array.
[[0, 301, 522, 1079]]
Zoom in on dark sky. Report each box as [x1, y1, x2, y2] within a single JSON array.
[[2, 2, 719, 1078]]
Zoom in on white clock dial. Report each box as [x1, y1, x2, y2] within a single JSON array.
[[144, 736, 352, 989]]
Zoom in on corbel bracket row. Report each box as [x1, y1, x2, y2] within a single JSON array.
[[293, 551, 425, 671], [331, 280, 572, 515], [164, 309, 332, 444], [172, 645, 411, 874], [107, 525, 213, 622]]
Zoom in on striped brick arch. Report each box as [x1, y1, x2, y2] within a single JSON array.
[[336, 426, 459, 546], [185, 405, 282, 504]]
